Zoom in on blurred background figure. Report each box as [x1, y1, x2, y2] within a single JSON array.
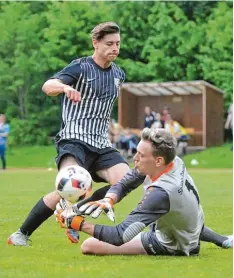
[[144, 106, 156, 128], [115, 127, 139, 158], [161, 105, 170, 128], [110, 122, 124, 149], [151, 112, 163, 129], [225, 103, 233, 151], [165, 114, 188, 157], [0, 114, 10, 170]]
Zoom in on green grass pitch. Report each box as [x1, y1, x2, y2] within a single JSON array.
[[0, 169, 232, 278]]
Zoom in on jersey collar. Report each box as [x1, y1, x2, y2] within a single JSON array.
[[88, 56, 112, 71], [150, 161, 174, 182]]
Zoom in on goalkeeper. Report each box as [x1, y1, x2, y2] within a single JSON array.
[[56, 128, 233, 256]]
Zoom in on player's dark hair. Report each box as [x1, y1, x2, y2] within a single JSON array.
[[91, 22, 120, 41], [141, 128, 177, 165]]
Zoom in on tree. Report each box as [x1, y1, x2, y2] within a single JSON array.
[[0, 2, 48, 119], [197, 2, 233, 107], [0, 1, 232, 145]]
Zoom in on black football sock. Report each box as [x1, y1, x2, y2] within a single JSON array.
[[200, 226, 228, 247], [20, 198, 54, 236]]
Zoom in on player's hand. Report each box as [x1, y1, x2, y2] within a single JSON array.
[[64, 86, 81, 103], [79, 198, 115, 222], [56, 205, 85, 231], [54, 198, 72, 222]]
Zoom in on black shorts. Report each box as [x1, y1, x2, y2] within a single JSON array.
[[55, 139, 128, 182], [141, 226, 200, 256]]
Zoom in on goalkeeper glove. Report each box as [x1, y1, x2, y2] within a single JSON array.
[[79, 197, 115, 222], [55, 204, 85, 231], [54, 198, 74, 223]]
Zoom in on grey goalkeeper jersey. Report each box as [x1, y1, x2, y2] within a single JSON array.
[[94, 157, 204, 256]]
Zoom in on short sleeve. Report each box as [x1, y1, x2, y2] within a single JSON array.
[[52, 60, 82, 85]]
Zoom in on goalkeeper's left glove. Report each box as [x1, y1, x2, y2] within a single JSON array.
[[56, 205, 85, 231], [79, 197, 115, 222]]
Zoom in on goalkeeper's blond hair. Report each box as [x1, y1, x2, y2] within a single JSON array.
[[141, 128, 177, 165]]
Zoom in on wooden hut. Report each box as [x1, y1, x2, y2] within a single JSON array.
[[118, 80, 224, 148]]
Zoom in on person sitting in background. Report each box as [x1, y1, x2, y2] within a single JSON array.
[[151, 113, 163, 129], [0, 114, 10, 170], [110, 122, 124, 149], [164, 114, 188, 157], [144, 106, 156, 128], [160, 105, 170, 128], [115, 128, 139, 158]]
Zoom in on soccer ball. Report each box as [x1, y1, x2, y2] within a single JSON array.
[[55, 165, 92, 203]]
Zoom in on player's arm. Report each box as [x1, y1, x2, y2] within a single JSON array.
[[58, 186, 170, 246], [78, 168, 146, 220], [42, 79, 71, 96], [91, 186, 170, 246], [42, 60, 81, 102]]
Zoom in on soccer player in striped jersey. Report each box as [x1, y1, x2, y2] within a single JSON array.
[[56, 128, 233, 256], [8, 22, 130, 246]]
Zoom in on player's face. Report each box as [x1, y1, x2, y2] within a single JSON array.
[[93, 33, 120, 62], [133, 140, 161, 177]]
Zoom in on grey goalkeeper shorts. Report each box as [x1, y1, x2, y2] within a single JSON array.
[[141, 227, 200, 256]]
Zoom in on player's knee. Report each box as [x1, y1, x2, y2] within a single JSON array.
[[59, 154, 78, 169], [81, 238, 97, 254], [103, 163, 130, 185]]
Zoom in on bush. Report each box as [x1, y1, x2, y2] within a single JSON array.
[[8, 117, 52, 146]]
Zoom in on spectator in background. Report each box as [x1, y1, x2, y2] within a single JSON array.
[[151, 113, 163, 129], [115, 128, 139, 158], [165, 114, 188, 157], [0, 114, 10, 170], [144, 106, 156, 128], [161, 106, 170, 128], [225, 103, 233, 151], [110, 122, 124, 149]]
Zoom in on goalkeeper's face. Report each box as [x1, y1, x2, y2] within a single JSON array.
[[133, 140, 164, 178]]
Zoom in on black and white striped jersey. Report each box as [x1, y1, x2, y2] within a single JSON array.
[[52, 56, 125, 149]]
